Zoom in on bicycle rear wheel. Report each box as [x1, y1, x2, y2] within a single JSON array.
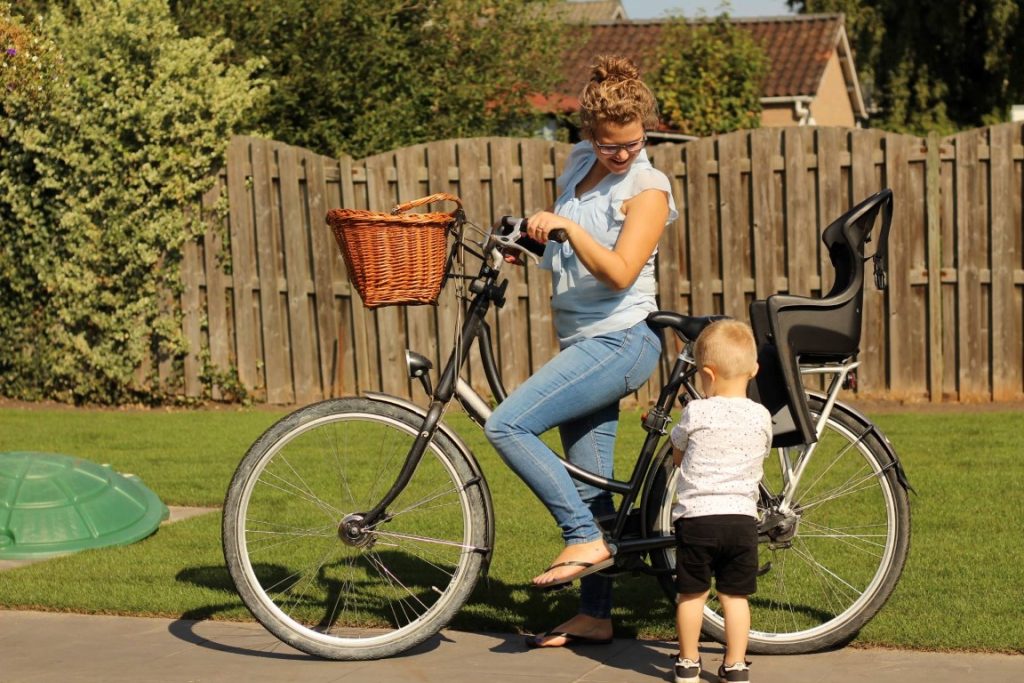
[[222, 397, 489, 660], [647, 396, 911, 654]]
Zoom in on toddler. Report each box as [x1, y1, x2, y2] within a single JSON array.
[[670, 319, 772, 683]]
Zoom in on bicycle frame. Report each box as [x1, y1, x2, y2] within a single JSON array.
[[355, 229, 866, 568]]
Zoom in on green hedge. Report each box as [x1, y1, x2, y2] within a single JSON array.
[[0, 0, 264, 403]]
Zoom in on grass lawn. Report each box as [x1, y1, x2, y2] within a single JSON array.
[[0, 402, 1021, 653]]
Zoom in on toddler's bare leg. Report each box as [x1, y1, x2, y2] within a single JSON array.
[[718, 592, 750, 665], [675, 590, 709, 661]]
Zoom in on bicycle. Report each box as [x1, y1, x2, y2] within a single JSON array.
[[222, 188, 911, 661]]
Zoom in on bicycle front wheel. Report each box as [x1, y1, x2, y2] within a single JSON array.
[[222, 397, 490, 660], [647, 396, 910, 654]]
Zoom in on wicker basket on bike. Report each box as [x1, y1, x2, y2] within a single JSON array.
[[326, 193, 464, 308]]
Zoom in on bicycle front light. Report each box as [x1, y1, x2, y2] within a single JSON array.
[[406, 350, 434, 395]]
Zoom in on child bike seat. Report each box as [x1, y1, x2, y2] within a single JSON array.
[[748, 189, 893, 447]]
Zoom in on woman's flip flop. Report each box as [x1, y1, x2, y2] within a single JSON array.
[[533, 557, 616, 589]]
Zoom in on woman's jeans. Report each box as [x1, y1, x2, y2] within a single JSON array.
[[484, 321, 662, 619]]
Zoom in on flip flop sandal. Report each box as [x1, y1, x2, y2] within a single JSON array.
[[533, 557, 616, 590]]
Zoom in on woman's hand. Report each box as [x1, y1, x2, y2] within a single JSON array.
[[525, 212, 579, 244]]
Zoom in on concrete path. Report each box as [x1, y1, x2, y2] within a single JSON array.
[[0, 610, 1020, 682]]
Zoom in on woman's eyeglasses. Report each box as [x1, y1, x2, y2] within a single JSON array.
[[593, 137, 647, 156]]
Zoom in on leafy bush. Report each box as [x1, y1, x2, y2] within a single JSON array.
[[0, 4, 64, 109], [0, 0, 264, 403], [651, 14, 769, 137]]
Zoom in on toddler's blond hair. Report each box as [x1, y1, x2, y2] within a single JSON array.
[[694, 320, 758, 379]]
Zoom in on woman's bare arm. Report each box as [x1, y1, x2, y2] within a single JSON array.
[[526, 189, 670, 290]]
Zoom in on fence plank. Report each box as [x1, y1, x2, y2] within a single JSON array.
[[365, 153, 406, 397], [1013, 125, 1024, 400], [201, 177, 230, 401], [649, 143, 685, 392], [954, 130, 987, 399], [685, 139, 715, 315], [452, 139, 489, 393], [750, 128, 780, 301], [989, 124, 1022, 399], [652, 144, 685, 316], [492, 137, 531, 393], [278, 143, 318, 404], [817, 127, 846, 295], [718, 132, 746, 317], [924, 133, 943, 402], [884, 134, 914, 397], [784, 128, 815, 297], [852, 130, 885, 395], [522, 139, 559, 380], [303, 149, 339, 397], [225, 137, 260, 394], [397, 145, 437, 395], [341, 154, 377, 396], [426, 140, 460, 378], [939, 144, 958, 399], [251, 139, 292, 403]]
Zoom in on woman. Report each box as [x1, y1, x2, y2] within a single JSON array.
[[484, 55, 677, 648]]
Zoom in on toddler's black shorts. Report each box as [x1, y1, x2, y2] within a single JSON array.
[[674, 514, 758, 596]]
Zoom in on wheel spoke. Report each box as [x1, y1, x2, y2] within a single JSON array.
[[223, 399, 487, 659]]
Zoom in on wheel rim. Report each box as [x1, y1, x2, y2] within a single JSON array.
[[653, 410, 902, 647], [230, 410, 478, 649]]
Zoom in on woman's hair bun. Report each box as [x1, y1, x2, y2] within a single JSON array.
[[578, 53, 659, 136], [590, 55, 641, 84]]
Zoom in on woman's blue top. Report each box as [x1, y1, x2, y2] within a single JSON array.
[[541, 141, 678, 346]]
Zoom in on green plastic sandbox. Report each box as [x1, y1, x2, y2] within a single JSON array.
[[0, 451, 169, 560]]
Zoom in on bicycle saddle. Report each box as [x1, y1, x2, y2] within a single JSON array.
[[749, 188, 893, 447], [646, 312, 730, 343]]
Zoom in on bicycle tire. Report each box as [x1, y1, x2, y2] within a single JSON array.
[[645, 396, 911, 654], [222, 397, 489, 660]]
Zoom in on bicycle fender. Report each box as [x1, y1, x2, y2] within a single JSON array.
[[808, 392, 915, 494], [364, 392, 497, 572]]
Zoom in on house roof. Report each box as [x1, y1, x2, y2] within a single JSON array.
[[559, 1, 627, 23], [553, 14, 867, 118]]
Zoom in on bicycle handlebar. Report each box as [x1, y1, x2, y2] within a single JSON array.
[[494, 216, 567, 260]]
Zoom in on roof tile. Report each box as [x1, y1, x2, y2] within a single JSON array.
[[559, 15, 844, 102]]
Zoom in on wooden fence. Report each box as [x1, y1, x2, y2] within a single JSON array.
[[178, 125, 1024, 405]]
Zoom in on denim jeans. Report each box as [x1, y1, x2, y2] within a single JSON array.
[[484, 320, 662, 618]]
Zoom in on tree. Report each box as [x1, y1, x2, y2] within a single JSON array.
[[0, 0, 264, 403], [169, 0, 570, 159], [650, 13, 769, 137], [789, 0, 1024, 134]]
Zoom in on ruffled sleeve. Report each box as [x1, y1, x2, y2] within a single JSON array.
[[610, 164, 679, 225], [555, 141, 595, 198]]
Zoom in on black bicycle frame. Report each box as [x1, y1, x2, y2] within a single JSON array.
[[360, 255, 692, 561]]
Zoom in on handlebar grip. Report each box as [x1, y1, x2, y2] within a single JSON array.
[[549, 228, 569, 243]]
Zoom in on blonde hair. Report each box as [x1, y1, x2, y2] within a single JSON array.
[[578, 55, 659, 138], [695, 320, 759, 380]]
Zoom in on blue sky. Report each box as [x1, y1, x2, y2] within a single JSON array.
[[619, 1, 795, 19]]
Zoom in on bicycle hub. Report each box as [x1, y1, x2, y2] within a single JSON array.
[[338, 513, 375, 549]]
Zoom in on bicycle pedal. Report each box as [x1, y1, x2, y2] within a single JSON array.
[[757, 561, 773, 577]]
